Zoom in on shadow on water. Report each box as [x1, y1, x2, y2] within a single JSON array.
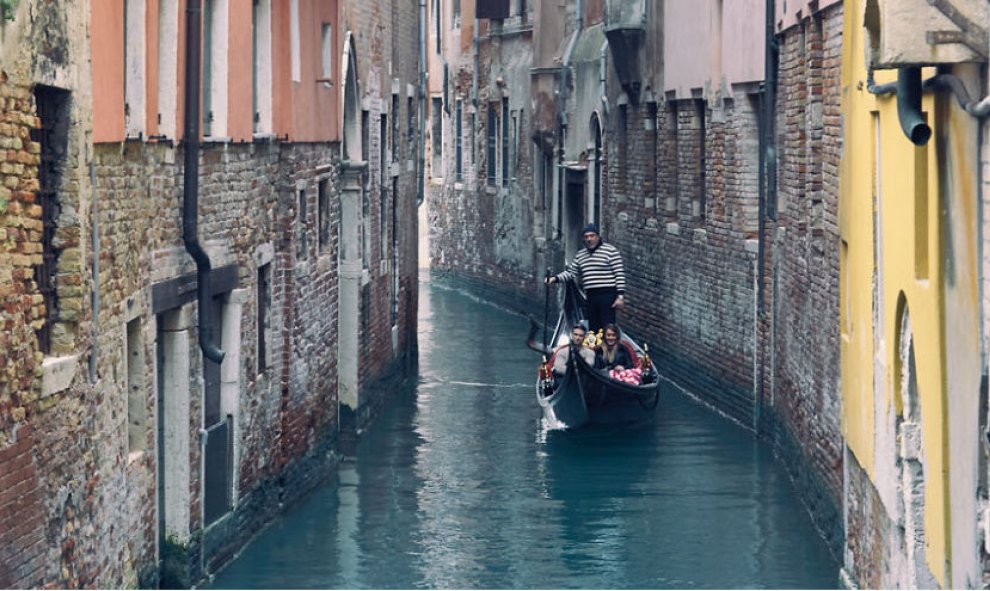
[[206, 280, 839, 590]]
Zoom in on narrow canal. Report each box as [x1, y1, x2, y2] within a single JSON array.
[[207, 278, 839, 589]]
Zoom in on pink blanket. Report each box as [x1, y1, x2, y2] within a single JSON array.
[[609, 367, 643, 385]]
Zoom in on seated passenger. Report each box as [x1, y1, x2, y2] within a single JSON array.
[[595, 324, 633, 372], [552, 323, 596, 376]]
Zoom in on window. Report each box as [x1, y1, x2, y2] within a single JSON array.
[[666, 105, 678, 214], [290, 0, 301, 82], [318, 179, 330, 251], [392, 94, 400, 162], [381, 114, 388, 258], [321, 23, 333, 80], [31, 86, 70, 354], [511, 110, 519, 181], [297, 189, 308, 258], [407, 96, 416, 155], [431, 97, 443, 176], [252, 0, 273, 134], [501, 98, 509, 187], [158, 0, 179, 138], [452, 0, 461, 28], [203, 0, 229, 137], [487, 104, 497, 186], [124, 0, 146, 138], [455, 99, 463, 181], [695, 99, 706, 221], [257, 263, 271, 373], [470, 112, 476, 166], [433, 0, 441, 54], [126, 318, 147, 454]]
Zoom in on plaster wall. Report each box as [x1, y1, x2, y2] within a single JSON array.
[[838, 1, 982, 584], [664, 0, 713, 98]]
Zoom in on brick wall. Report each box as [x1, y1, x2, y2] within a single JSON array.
[[427, 1, 845, 563], [765, 4, 843, 555], [0, 79, 43, 449], [610, 94, 760, 426], [428, 24, 542, 315]]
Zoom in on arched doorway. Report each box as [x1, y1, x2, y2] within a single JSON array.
[[590, 112, 602, 229], [894, 299, 938, 588]]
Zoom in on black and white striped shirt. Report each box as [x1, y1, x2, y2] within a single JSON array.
[[555, 242, 626, 293]]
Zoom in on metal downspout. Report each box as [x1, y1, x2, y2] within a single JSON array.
[[417, 0, 427, 206], [89, 155, 98, 383], [756, 0, 777, 434], [599, 41, 609, 117], [896, 67, 932, 145], [182, 0, 224, 364], [553, 0, 583, 240], [867, 67, 932, 146], [472, 17, 479, 106], [559, 0, 583, 132]]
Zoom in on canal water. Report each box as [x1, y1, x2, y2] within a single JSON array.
[[208, 278, 839, 589]]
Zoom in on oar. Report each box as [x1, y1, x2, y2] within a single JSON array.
[[543, 269, 551, 352]]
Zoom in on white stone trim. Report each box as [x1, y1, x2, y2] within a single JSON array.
[[125, 0, 147, 138], [290, 0, 301, 82], [41, 355, 80, 398]]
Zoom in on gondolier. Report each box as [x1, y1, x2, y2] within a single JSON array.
[[545, 223, 626, 332]]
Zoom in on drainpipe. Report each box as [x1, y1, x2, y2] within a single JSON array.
[[417, 0, 427, 206], [553, 0, 583, 241], [89, 155, 98, 383], [866, 67, 932, 146], [472, 17, 479, 106], [559, 0, 583, 132], [182, 0, 224, 364], [896, 67, 932, 145], [756, 0, 778, 434], [599, 41, 609, 118]]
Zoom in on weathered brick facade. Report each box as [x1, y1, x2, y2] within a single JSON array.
[[762, 4, 844, 556], [429, 13, 543, 314], [0, 0, 421, 587]]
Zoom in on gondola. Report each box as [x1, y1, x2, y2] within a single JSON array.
[[527, 281, 660, 429]]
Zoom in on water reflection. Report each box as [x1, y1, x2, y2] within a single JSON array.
[[207, 280, 838, 589]]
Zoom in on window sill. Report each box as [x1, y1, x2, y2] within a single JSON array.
[[203, 136, 232, 144], [253, 133, 276, 142]]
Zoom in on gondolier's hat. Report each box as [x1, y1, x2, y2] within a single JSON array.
[[582, 223, 599, 235]]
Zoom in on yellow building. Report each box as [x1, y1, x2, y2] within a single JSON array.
[[839, 0, 984, 587]]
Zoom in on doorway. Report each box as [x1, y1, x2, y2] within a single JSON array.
[[563, 168, 586, 260]]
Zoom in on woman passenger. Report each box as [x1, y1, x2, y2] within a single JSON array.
[[595, 324, 633, 372]]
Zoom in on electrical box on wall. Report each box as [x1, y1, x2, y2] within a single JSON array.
[[866, 0, 988, 67]]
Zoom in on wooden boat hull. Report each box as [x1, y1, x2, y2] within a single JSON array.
[[531, 283, 660, 429], [536, 352, 659, 429]]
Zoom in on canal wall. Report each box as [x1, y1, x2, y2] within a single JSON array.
[[427, 0, 846, 568]]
